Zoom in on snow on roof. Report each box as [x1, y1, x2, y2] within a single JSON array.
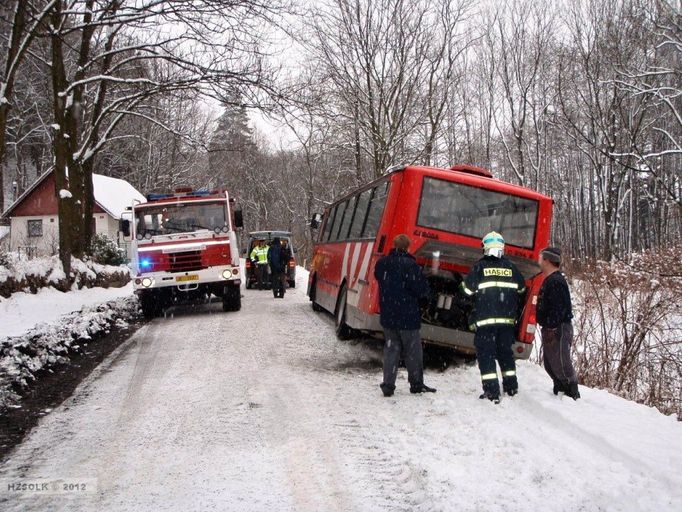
[[0, 226, 9, 240], [2, 170, 146, 220], [92, 173, 146, 219]]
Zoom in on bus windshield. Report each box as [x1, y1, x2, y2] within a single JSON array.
[[135, 202, 227, 237], [417, 177, 538, 249]]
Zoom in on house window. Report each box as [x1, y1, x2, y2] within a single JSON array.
[[27, 219, 43, 237]]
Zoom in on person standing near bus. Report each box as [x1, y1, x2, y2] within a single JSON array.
[[462, 232, 526, 403], [374, 234, 436, 397], [267, 237, 287, 299], [250, 239, 269, 290], [537, 247, 580, 400]]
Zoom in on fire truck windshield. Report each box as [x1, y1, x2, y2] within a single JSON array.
[[417, 177, 539, 249], [134, 202, 227, 237]]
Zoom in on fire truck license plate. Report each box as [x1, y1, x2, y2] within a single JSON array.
[[176, 274, 199, 282]]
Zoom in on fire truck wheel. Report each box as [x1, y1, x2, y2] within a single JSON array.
[[222, 286, 241, 312], [334, 285, 355, 340], [139, 294, 160, 319]]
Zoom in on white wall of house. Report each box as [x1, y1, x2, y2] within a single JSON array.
[[9, 213, 121, 257], [10, 214, 60, 257]]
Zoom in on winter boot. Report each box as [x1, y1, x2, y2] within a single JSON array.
[[567, 382, 581, 400], [553, 381, 568, 395], [380, 383, 395, 397], [479, 391, 500, 404], [410, 384, 437, 394]]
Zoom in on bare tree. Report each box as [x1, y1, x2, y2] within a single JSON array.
[[0, 0, 58, 212], [2, 0, 287, 273]]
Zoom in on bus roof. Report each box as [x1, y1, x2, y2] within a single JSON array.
[[327, 164, 552, 209], [404, 165, 553, 203]]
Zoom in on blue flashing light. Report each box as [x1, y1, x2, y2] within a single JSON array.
[[140, 258, 152, 269], [189, 190, 211, 197], [146, 193, 173, 201]]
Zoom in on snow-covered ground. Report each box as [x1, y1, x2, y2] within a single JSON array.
[[0, 283, 134, 338], [0, 268, 680, 511], [0, 283, 138, 407]]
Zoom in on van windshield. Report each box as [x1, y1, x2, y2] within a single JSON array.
[[417, 177, 538, 249], [135, 202, 227, 237]]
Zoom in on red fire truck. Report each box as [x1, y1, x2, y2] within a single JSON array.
[[121, 188, 243, 318], [307, 164, 553, 359]]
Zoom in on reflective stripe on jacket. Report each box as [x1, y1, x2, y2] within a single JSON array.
[[462, 255, 526, 327]]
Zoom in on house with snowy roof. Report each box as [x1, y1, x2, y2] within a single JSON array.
[[0, 170, 145, 257]]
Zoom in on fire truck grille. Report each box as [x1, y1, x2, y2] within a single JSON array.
[[169, 250, 205, 272]]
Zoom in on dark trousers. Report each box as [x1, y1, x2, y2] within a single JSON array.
[[381, 328, 423, 391], [256, 264, 268, 289], [271, 269, 285, 297], [474, 325, 517, 396], [541, 323, 577, 388]]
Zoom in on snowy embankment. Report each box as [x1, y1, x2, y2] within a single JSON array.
[[0, 255, 139, 408]]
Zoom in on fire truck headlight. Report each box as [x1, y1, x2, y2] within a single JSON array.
[[221, 226, 229, 233], [214, 227, 222, 234], [141, 277, 153, 288], [221, 270, 231, 280], [144, 232, 152, 240], [136, 233, 143, 240]]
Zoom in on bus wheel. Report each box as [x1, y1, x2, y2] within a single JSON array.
[[310, 279, 324, 312], [334, 285, 354, 340]]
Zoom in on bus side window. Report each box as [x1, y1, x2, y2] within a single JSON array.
[[348, 188, 372, 239], [363, 182, 389, 239], [330, 201, 347, 242], [322, 207, 337, 242], [337, 196, 357, 241]]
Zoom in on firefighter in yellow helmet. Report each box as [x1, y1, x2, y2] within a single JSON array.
[[461, 232, 527, 403]]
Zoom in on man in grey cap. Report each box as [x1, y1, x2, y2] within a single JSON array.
[[537, 247, 580, 400]]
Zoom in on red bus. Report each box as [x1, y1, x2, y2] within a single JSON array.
[[307, 164, 553, 359]]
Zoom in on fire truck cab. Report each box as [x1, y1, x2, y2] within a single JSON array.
[[121, 187, 243, 318]]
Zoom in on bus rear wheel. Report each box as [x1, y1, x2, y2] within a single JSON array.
[[310, 278, 324, 312], [334, 285, 355, 340]]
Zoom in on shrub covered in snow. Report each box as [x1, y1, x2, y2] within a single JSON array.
[[567, 247, 682, 419], [88, 233, 127, 265], [0, 253, 130, 298]]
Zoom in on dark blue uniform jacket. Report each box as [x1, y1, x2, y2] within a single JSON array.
[[536, 271, 573, 328], [267, 241, 287, 273], [374, 249, 430, 330], [462, 255, 526, 328]]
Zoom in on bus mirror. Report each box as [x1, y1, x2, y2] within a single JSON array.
[[234, 209, 244, 229], [120, 219, 130, 237], [310, 213, 323, 229]]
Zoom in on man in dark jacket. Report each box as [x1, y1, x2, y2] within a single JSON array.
[[537, 247, 580, 400], [267, 237, 287, 298], [374, 234, 436, 397], [462, 231, 526, 403]]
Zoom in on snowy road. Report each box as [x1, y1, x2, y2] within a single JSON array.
[[1, 270, 681, 511]]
